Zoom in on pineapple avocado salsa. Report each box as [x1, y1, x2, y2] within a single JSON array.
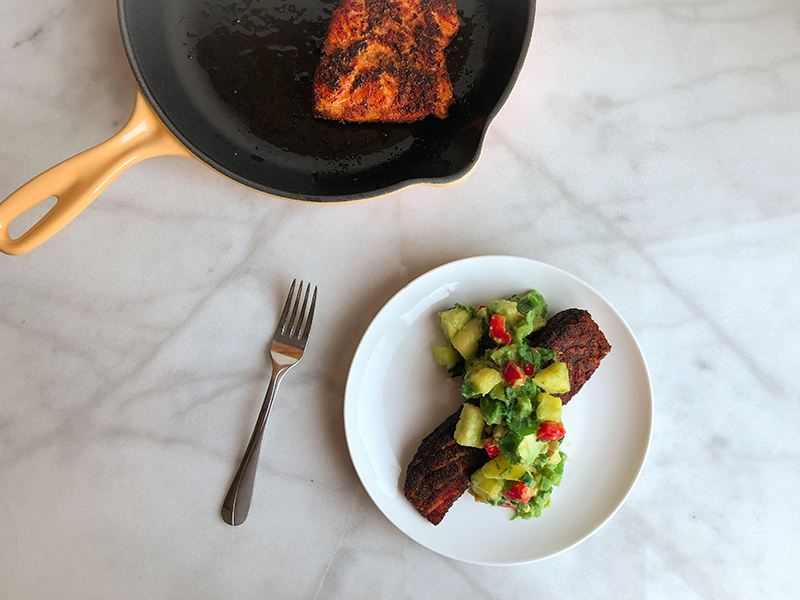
[[431, 290, 570, 520]]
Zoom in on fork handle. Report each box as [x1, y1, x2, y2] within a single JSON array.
[[221, 366, 288, 526]]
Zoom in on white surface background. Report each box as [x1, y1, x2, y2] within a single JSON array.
[[1, 0, 799, 598]]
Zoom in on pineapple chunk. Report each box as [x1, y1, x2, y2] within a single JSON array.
[[532, 361, 571, 395], [481, 455, 528, 480], [454, 403, 485, 448], [470, 470, 505, 503], [450, 318, 485, 360], [535, 392, 563, 422]]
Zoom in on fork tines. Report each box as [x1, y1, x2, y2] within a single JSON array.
[[278, 279, 317, 344]]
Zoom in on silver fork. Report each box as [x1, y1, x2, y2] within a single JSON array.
[[221, 279, 317, 526]]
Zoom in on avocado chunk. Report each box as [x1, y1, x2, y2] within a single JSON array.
[[517, 434, 548, 465], [453, 403, 486, 448], [489, 343, 518, 367], [487, 292, 548, 343], [463, 367, 503, 398], [431, 344, 462, 373], [487, 299, 524, 325], [508, 290, 548, 339], [531, 361, 571, 395], [438, 306, 473, 341], [479, 396, 506, 425]]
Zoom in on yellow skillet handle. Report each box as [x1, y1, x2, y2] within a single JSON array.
[[0, 90, 193, 255]]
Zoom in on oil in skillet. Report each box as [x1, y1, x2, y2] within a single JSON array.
[[186, 0, 478, 166]]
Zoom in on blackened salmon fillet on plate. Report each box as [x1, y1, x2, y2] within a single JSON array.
[[527, 309, 612, 406], [404, 309, 611, 525], [313, 0, 459, 122], [403, 407, 488, 525]]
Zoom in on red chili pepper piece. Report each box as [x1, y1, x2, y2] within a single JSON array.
[[536, 421, 566, 441], [484, 438, 501, 458], [489, 314, 512, 346], [521, 363, 536, 376], [503, 481, 535, 505], [502, 361, 526, 388]]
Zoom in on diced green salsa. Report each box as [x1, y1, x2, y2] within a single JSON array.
[[435, 290, 570, 520]]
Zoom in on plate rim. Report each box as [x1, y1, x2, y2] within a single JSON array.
[[343, 255, 654, 565]]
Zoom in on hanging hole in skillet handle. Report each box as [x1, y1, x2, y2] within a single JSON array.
[[0, 90, 194, 256], [8, 196, 59, 240]]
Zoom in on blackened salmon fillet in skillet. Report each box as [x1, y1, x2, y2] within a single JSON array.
[[313, 0, 459, 122], [404, 309, 611, 525]]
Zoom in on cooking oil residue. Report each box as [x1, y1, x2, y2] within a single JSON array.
[[184, 0, 484, 170], [187, 0, 415, 165]]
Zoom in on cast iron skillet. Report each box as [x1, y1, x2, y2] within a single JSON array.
[[0, 0, 535, 255]]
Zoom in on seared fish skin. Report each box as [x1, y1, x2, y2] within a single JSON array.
[[527, 309, 612, 406], [403, 407, 488, 525], [313, 0, 459, 122], [404, 309, 611, 525]]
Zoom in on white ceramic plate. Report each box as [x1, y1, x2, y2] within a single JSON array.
[[343, 256, 652, 565]]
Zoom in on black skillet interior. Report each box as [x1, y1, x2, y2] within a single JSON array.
[[118, 0, 534, 202]]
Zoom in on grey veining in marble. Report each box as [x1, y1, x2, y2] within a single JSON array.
[[2, 0, 799, 598]]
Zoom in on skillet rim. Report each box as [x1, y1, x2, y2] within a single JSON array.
[[116, 0, 536, 203]]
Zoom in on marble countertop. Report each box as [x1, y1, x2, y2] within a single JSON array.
[[2, 0, 799, 597]]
